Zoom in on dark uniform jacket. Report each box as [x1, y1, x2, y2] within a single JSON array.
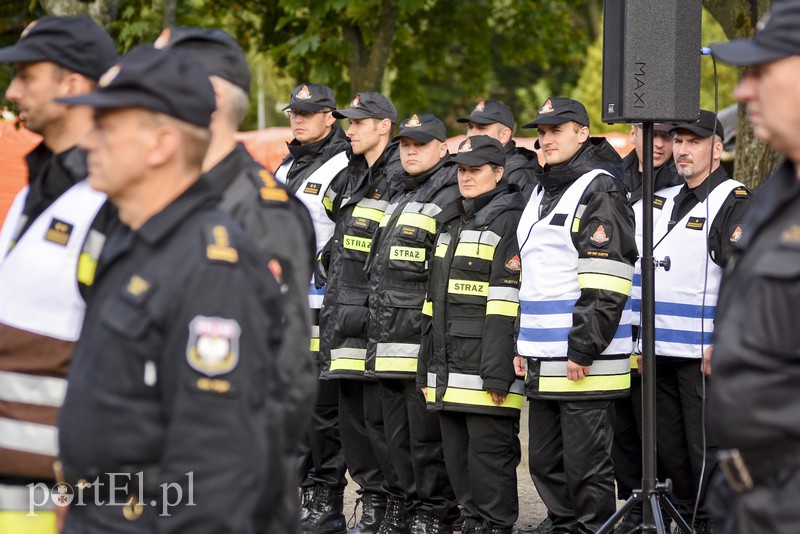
[[503, 140, 539, 199], [534, 138, 638, 366], [419, 181, 526, 416], [58, 179, 284, 533], [365, 157, 460, 380], [319, 141, 403, 379], [622, 151, 682, 205], [279, 126, 350, 195], [711, 160, 800, 451]]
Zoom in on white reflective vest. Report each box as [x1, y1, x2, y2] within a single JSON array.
[[517, 170, 632, 396], [642, 178, 743, 359]]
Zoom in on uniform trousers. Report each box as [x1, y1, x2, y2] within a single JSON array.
[[439, 411, 520, 529], [379, 379, 458, 522], [298, 376, 347, 488], [528, 399, 615, 534], [612, 375, 642, 501]]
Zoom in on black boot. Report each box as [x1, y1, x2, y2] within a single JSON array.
[[303, 484, 346, 534], [377, 496, 410, 534], [300, 486, 317, 525], [462, 517, 483, 534], [348, 492, 387, 534], [514, 517, 553, 534], [410, 510, 453, 534], [482, 528, 513, 534]]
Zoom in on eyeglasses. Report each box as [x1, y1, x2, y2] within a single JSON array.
[[286, 110, 330, 119]]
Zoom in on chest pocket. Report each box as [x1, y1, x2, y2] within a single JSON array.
[[101, 295, 153, 340]]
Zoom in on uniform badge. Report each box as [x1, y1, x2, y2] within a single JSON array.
[[296, 85, 312, 100], [653, 195, 665, 209], [589, 224, 610, 246], [474, 100, 485, 112], [99, 65, 121, 88], [353, 217, 370, 229], [539, 99, 555, 114], [781, 225, 800, 243], [206, 226, 239, 263], [734, 187, 749, 197], [351, 95, 361, 108], [45, 218, 74, 246], [370, 187, 383, 200], [504, 255, 521, 273], [126, 274, 150, 297], [20, 20, 38, 38], [303, 182, 322, 195], [686, 217, 706, 230], [406, 114, 421, 128], [459, 138, 473, 153], [186, 316, 241, 376], [153, 28, 171, 49], [259, 169, 289, 202], [730, 225, 743, 244]]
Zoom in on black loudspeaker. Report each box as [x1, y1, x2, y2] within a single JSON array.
[[602, 0, 702, 123]]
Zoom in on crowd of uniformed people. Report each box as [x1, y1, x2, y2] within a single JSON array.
[[0, 5, 799, 534]]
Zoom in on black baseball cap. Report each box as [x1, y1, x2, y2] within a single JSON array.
[[670, 110, 725, 139], [333, 92, 398, 123], [457, 100, 515, 129], [523, 97, 590, 129], [392, 113, 446, 143], [633, 122, 674, 133], [282, 83, 336, 112], [711, 1, 800, 66], [56, 46, 216, 128], [0, 16, 118, 81], [451, 135, 506, 167], [154, 27, 251, 93]]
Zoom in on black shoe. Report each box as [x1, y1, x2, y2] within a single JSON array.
[[461, 517, 483, 534], [303, 484, 346, 534], [615, 504, 643, 534], [514, 517, 553, 534], [348, 493, 388, 534], [377, 496, 410, 534], [410, 510, 453, 534], [482, 529, 513, 534], [300, 486, 317, 524]]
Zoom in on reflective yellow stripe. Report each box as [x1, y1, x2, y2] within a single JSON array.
[[330, 359, 366, 372], [77, 252, 97, 286], [323, 196, 333, 211], [538, 374, 630, 393], [454, 242, 495, 261], [571, 217, 581, 232], [486, 300, 519, 317], [390, 246, 425, 262], [343, 235, 372, 252], [375, 357, 417, 373], [0, 511, 56, 533], [442, 388, 524, 410], [426, 386, 436, 403], [577, 273, 632, 295], [630, 354, 638, 369], [310, 338, 320, 352], [435, 243, 448, 258], [352, 206, 385, 222], [422, 300, 433, 316], [397, 212, 436, 234], [448, 279, 489, 297]]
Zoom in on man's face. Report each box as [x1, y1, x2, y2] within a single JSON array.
[[288, 109, 334, 145], [673, 130, 716, 183], [735, 56, 800, 159], [537, 122, 588, 166], [345, 117, 383, 155], [631, 126, 674, 169], [467, 121, 510, 145], [80, 108, 155, 201], [399, 137, 446, 175], [5, 61, 70, 136]]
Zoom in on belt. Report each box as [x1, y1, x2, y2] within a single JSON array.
[[718, 443, 800, 493], [53, 461, 161, 499]]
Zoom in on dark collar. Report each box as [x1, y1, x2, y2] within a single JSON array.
[[680, 165, 729, 203], [460, 180, 510, 220], [135, 178, 219, 246]]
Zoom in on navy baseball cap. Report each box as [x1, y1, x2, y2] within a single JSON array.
[[670, 110, 725, 140], [451, 135, 506, 167], [333, 92, 398, 123], [523, 97, 590, 129], [711, 1, 800, 66], [56, 46, 216, 128], [154, 27, 251, 93], [392, 113, 447, 143], [283, 83, 337, 112], [0, 16, 118, 81], [457, 100, 515, 129]]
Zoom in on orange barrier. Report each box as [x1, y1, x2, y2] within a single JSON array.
[[0, 120, 40, 225]]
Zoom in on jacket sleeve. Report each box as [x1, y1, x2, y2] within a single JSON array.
[[709, 186, 750, 267], [568, 177, 637, 366], [480, 220, 521, 394]]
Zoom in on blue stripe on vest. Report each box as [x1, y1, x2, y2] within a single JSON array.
[[631, 299, 641, 313], [308, 284, 326, 296], [519, 324, 633, 344], [655, 328, 713, 345], [654, 302, 715, 319], [520, 299, 576, 315], [633, 273, 641, 285]]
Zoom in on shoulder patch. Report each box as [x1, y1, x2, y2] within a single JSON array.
[[303, 182, 322, 195], [730, 225, 743, 244], [206, 225, 239, 263], [504, 255, 521, 273], [589, 223, 611, 246], [259, 169, 289, 203], [734, 187, 749, 197], [45, 218, 74, 246], [653, 195, 665, 209], [686, 217, 706, 230], [186, 316, 240, 377]]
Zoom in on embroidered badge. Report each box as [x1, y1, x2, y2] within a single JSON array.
[[259, 169, 289, 202], [296, 85, 312, 100], [539, 99, 555, 114], [653, 195, 665, 209], [459, 138, 473, 153], [206, 226, 239, 263], [686, 217, 706, 230], [734, 187, 749, 197], [781, 225, 800, 243], [590, 224, 610, 245], [45, 218, 73, 246], [406, 114, 421, 128], [99, 65, 121, 88], [126, 274, 150, 297], [153, 28, 171, 49], [504, 255, 521, 273], [730, 225, 743, 244], [351, 95, 361, 108], [303, 182, 322, 195], [370, 187, 383, 200], [186, 316, 241, 376], [20, 20, 38, 38], [353, 217, 370, 229], [474, 100, 485, 112]]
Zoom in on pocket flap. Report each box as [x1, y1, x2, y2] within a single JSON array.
[[100, 297, 152, 339], [448, 318, 484, 338]]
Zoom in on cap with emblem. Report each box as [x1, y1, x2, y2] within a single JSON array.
[[670, 110, 724, 139], [523, 97, 590, 129], [333, 92, 398, 123], [392, 113, 446, 143], [451, 135, 506, 167], [711, 1, 800, 66], [282, 83, 337, 112], [457, 99, 515, 129], [56, 46, 215, 128], [154, 26, 251, 93], [0, 16, 118, 81]]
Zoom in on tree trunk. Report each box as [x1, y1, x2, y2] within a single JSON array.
[[39, 0, 119, 30], [342, 0, 399, 95], [153, 0, 177, 27], [703, 0, 780, 189]]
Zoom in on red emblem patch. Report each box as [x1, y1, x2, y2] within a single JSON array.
[[505, 255, 521, 273], [590, 224, 610, 245], [730, 225, 743, 243]]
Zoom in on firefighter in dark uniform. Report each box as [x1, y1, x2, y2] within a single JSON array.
[[317, 93, 404, 534], [707, 5, 800, 533], [55, 46, 285, 533], [457, 100, 538, 198], [275, 82, 350, 533], [420, 135, 526, 534], [514, 98, 637, 534], [156, 28, 317, 534], [366, 114, 461, 533]]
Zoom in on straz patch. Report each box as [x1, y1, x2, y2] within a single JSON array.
[[504, 255, 521, 273], [390, 246, 425, 262], [686, 217, 706, 230], [186, 316, 240, 377], [45, 218, 74, 246], [303, 182, 322, 195], [730, 225, 743, 244], [589, 223, 611, 246]]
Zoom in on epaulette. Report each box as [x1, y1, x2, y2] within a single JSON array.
[[204, 224, 239, 264], [258, 169, 289, 203], [733, 186, 749, 197]]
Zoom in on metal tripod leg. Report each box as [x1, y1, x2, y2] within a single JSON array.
[[595, 494, 639, 534], [657, 493, 693, 534]]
